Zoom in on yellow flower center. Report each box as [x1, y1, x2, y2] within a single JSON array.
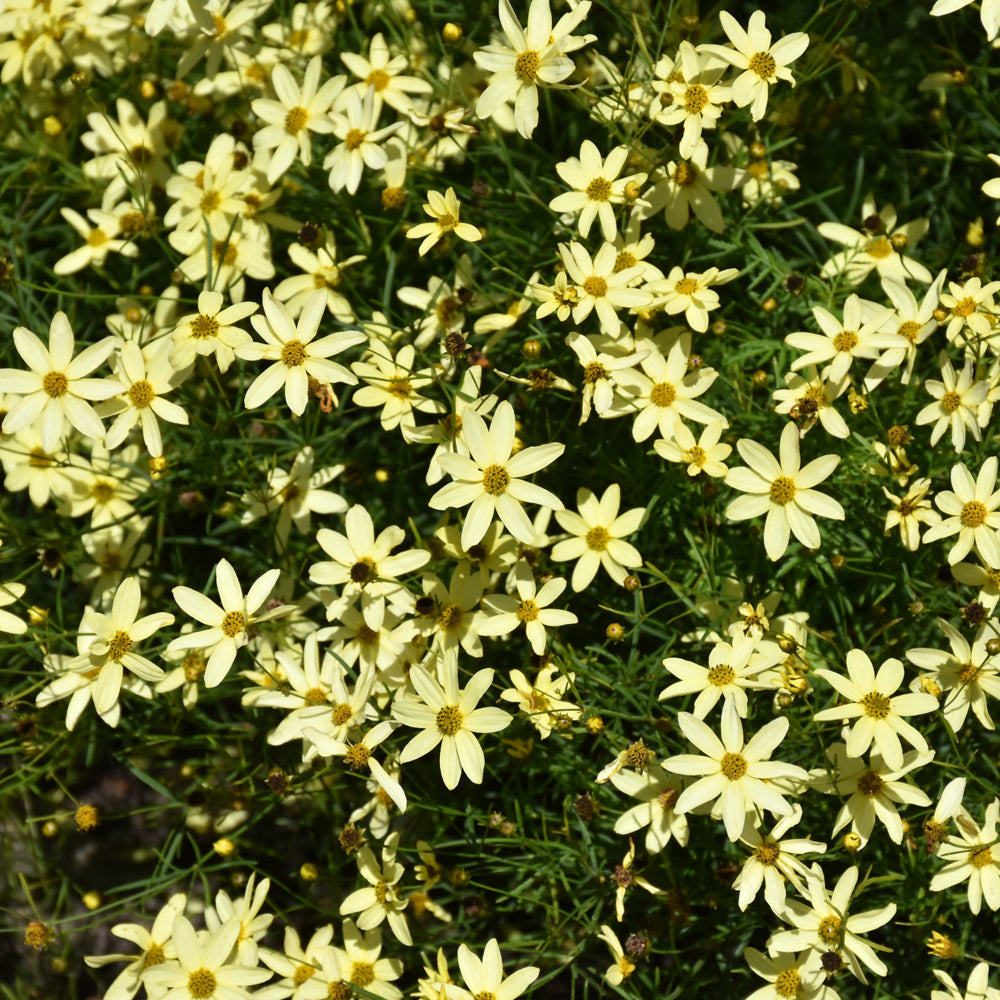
[[475, 993, 499, 1000], [583, 276, 608, 298], [940, 390, 962, 413], [345, 743, 370, 769], [754, 842, 780, 866], [43, 372, 68, 397], [365, 68, 390, 91], [285, 106, 309, 133], [344, 128, 366, 150], [128, 380, 156, 408], [302, 686, 327, 705], [187, 969, 217, 999], [673, 161, 697, 186], [516, 599, 539, 622], [213, 242, 238, 266], [201, 190, 221, 212], [858, 770, 884, 797], [108, 630, 133, 661], [387, 377, 412, 398], [281, 340, 307, 366], [898, 320, 920, 344], [720, 751, 747, 780], [615, 250, 637, 271], [482, 463, 510, 495], [961, 501, 988, 528], [748, 51, 777, 79], [438, 603, 464, 630], [865, 235, 893, 259], [191, 314, 219, 339], [707, 663, 734, 687], [860, 691, 891, 719], [959, 661, 980, 684], [818, 914, 842, 945], [769, 476, 797, 505], [683, 445, 707, 467], [328, 983, 351, 1000], [143, 943, 166, 968], [87, 228, 109, 248], [650, 382, 676, 407], [350, 961, 375, 987], [91, 480, 115, 503], [293, 965, 316, 986], [953, 297, 976, 318], [586, 525, 610, 551], [969, 845, 994, 868], [515, 50, 540, 81], [674, 277, 699, 295], [774, 969, 801, 998], [833, 330, 858, 353], [584, 361, 608, 383], [331, 703, 353, 725], [683, 83, 708, 112], [221, 610, 246, 638], [585, 177, 612, 201], [436, 705, 464, 736]]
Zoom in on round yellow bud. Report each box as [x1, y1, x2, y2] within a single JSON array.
[[213, 838, 235, 857], [606, 622, 624, 641], [300, 862, 320, 881], [43, 117, 63, 137], [442, 21, 463, 42], [82, 891, 102, 911], [842, 832, 862, 852]]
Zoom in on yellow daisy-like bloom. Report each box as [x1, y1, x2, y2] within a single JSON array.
[[338, 835, 411, 945], [142, 915, 271, 1000], [915, 352, 989, 453], [812, 648, 938, 771], [428, 399, 564, 550], [654, 419, 733, 478], [663, 701, 807, 841], [767, 866, 897, 984], [724, 421, 844, 561], [449, 938, 539, 1000], [405, 187, 481, 256], [930, 797, 1000, 916], [250, 55, 343, 184], [548, 140, 646, 242], [551, 483, 644, 591], [167, 558, 290, 688], [473, 0, 594, 139], [0, 311, 120, 452], [597, 925, 636, 986], [923, 457, 1000, 566], [700, 10, 809, 122], [391, 661, 512, 789], [477, 558, 578, 654], [237, 289, 364, 416], [882, 477, 940, 551]]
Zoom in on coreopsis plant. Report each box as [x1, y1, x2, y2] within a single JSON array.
[[405, 188, 482, 255], [250, 55, 343, 183], [427, 399, 564, 549], [724, 421, 844, 561], [391, 661, 512, 789], [0, 312, 120, 451], [767, 866, 897, 983], [923, 457, 1000, 565], [663, 701, 808, 841], [238, 289, 365, 416], [473, 0, 594, 139], [700, 11, 810, 121], [167, 559, 290, 687], [548, 140, 647, 241]]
